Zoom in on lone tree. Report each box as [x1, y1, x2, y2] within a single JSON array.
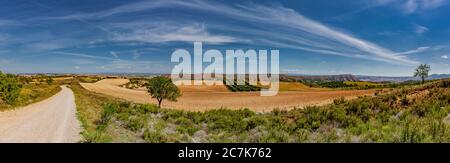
[[146, 76, 181, 108], [414, 64, 431, 84], [46, 77, 54, 85]]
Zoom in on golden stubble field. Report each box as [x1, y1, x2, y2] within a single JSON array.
[[80, 79, 376, 112]]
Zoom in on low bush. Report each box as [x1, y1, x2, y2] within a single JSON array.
[[0, 72, 22, 105]]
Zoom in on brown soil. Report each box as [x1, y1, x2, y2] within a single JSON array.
[[81, 79, 375, 112]]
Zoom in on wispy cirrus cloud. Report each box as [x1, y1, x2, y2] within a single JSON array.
[[343, 0, 446, 15], [72, 59, 97, 64], [54, 51, 164, 72], [44, 0, 422, 65], [24, 41, 72, 51], [414, 24, 429, 35], [44, 0, 196, 20], [396, 46, 430, 55], [402, 0, 446, 14], [53, 51, 118, 61], [97, 60, 159, 71], [111, 23, 241, 44], [110, 51, 119, 58], [0, 20, 21, 27]]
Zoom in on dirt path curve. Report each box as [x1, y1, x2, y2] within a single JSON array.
[[0, 85, 81, 143]]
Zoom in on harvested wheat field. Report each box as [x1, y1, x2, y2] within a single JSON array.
[[81, 79, 376, 112], [53, 77, 74, 81]]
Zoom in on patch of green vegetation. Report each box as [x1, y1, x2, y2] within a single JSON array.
[[77, 76, 102, 83], [317, 81, 354, 88], [301, 79, 435, 90], [70, 82, 122, 142], [224, 79, 261, 92], [0, 72, 22, 105], [0, 72, 62, 111], [14, 83, 61, 107], [123, 78, 149, 89]]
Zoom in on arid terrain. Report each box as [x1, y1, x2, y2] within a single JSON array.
[[81, 79, 376, 112]]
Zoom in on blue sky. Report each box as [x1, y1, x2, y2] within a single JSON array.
[[0, 0, 449, 76]]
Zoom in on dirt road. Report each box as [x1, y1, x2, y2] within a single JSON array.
[[0, 86, 81, 143], [81, 79, 375, 112]]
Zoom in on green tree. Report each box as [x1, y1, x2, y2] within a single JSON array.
[[0, 71, 22, 105], [46, 77, 54, 85], [414, 64, 431, 84], [146, 76, 181, 108]]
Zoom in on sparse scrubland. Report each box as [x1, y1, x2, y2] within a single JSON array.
[[122, 78, 149, 89], [0, 72, 61, 111], [301, 79, 433, 90], [73, 78, 450, 143]]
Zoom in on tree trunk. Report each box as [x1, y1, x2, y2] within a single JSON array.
[[158, 98, 162, 108], [422, 77, 425, 84]]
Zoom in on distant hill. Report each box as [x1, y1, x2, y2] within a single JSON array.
[[356, 75, 417, 83], [281, 74, 358, 82], [356, 74, 450, 83], [282, 74, 450, 83], [428, 74, 450, 80]]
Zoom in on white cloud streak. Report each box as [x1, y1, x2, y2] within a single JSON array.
[[54, 51, 117, 61], [395, 46, 429, 55], [54, 51, 162, 72], [48, 0, 421, 65], [110, 51, 119, 58], [402, 0, 446, 14], [112, 23, 240, 44], [415, 25, 429, 35]]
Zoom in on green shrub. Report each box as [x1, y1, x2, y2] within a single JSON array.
[[333, 97, 346, 105], [176, 125, 199, 135], [126, 116, 147, 132], [295, 129, 310, 142], [82, 131, 112, 143], [163, 109, 184, 120], [140, 104, 159, 114], [46, 77, 54, 85], [399, 119, 426, 143], [143, 129, 166, 143], [400, 96, 409, 106], [259, 130, 290, 143], [204, 109, 254, 132], [0, 72, 22, 105], [244, 116, 268, 130], [97, 103, 119, 130]]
